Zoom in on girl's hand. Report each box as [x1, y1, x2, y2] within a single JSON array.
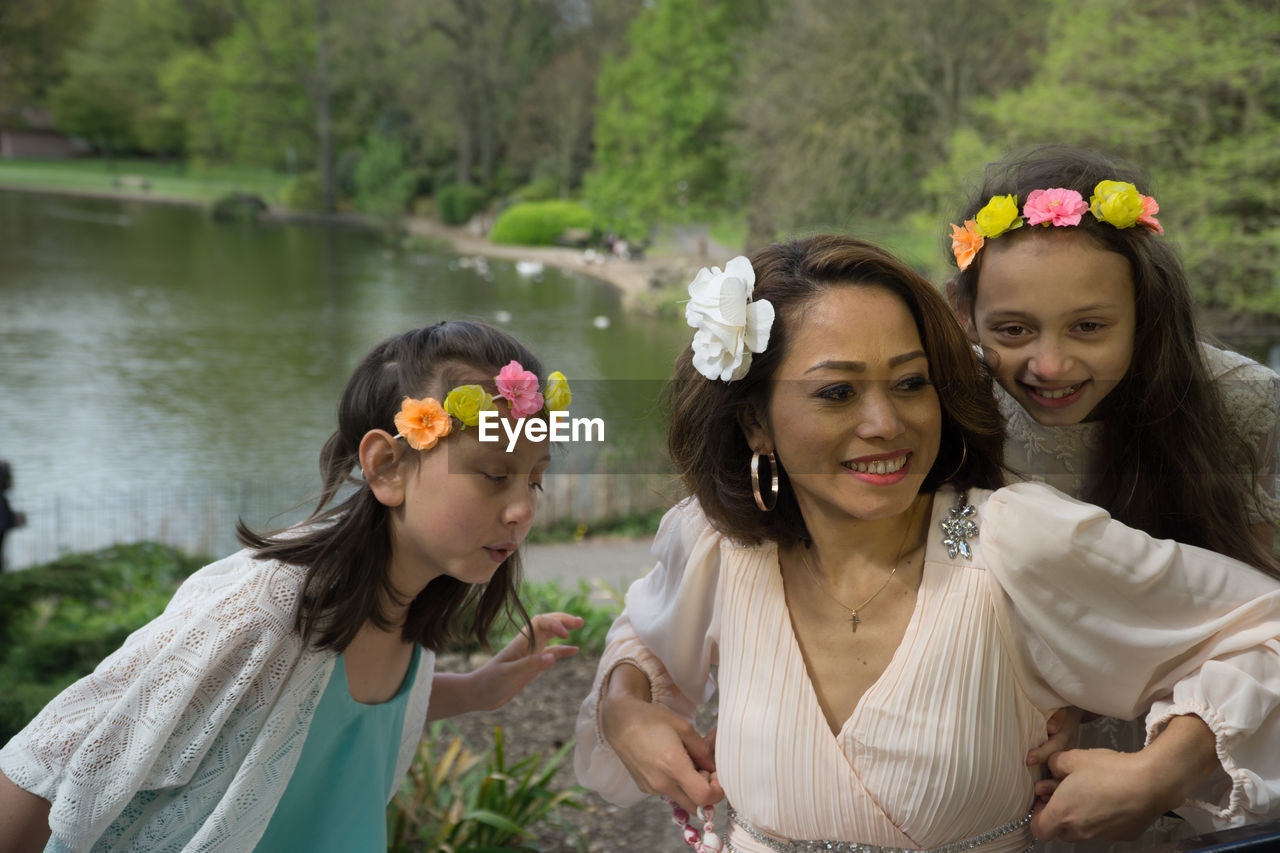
[[1030, 714, 1220, 842], [600, 663, 724, 814], [477, 611, 584, 711], [1027, 706, 1083, 812], [1029, 748, 1172, 841]]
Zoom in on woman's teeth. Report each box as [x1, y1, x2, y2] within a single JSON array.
[[846, 456, 907, 475]]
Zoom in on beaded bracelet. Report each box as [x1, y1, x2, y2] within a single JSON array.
[[663, 797, 722, 852]]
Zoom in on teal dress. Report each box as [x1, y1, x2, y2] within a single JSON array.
[[253, 646, 422, 852]]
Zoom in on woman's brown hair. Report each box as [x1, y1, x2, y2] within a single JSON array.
[[950, 144, 1278, 576], [667, 235, 1006, 547], [237, 321, 539, 652]]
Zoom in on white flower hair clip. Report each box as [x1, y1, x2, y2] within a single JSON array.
[[685, 256, 775, 382]]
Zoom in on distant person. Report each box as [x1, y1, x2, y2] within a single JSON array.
[[0, 461, 24, 573], [0, 322, 582, 852]]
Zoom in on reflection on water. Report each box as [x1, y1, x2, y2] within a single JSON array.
[[0, 190, 689, 567]]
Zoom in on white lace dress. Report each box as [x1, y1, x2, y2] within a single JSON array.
[[0, 550, 436, 853], [997, 343, 1280, 852]]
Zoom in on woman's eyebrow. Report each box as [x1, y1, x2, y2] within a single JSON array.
[[803, 350, 926, 374]]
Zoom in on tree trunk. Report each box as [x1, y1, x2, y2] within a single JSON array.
[[314, 0, 335, 211]]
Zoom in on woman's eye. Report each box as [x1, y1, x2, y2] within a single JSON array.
[[895, 375, 932, 392], [816, 384, 855, 402]]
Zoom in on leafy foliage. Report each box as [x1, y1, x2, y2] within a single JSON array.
[[437, 184, 490, 226], [490, 201, 595, 246], [0, 543, 205, 743], [387, 724, 586, 852], [585, 0, 765, 238], [939, 0, 1280, 312]]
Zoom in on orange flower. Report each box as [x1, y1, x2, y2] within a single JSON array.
[[393, 397, 452, 451], [950, 220, 985, 271]]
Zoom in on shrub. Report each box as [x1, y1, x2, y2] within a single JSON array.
[[0, 543, 205, 743], [489, 201, 595, 246], [436, 183, 489, 226], [387, 724, 586, 852], [277, 173, 325, 212], [209, 192, 267, 223]]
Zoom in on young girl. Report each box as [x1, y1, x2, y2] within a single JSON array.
[[946, 143, 1280, 568], [0, 321, 583, 853], [945, 145, 1280, 850]]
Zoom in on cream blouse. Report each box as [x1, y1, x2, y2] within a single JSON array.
[[574, 484, 1280, 852]]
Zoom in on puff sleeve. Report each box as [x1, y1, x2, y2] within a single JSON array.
[[982, 482, 1280, 828], [573, 499, 724, 805]]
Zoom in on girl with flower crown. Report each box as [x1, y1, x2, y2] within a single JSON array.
[[573, 236, 1280, 853], [0, 321, 582, 853], [945, 144, 1280, 851]]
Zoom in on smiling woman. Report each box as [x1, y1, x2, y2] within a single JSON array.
[[572, 235, 1280, 853]]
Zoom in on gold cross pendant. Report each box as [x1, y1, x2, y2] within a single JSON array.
[[849, 610, 860, 633]]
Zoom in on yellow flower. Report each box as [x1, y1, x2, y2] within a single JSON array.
[[1089, 180, 1144, 228], [974, 194, 1024, 238], [394, 397, 452, 451], [443, 384, 495, 427], [543, 371, 572, 412]]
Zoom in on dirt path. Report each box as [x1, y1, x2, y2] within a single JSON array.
[[404, 217, 740, 309]]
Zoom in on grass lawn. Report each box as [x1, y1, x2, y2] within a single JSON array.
[[0, 158, 290, 203]]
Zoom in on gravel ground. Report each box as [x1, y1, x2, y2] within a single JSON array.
[[438, 652, 703, 853]]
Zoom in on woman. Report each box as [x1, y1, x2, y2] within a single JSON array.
[[574, 236, 1280, 851]]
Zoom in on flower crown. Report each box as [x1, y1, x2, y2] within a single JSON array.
[[392, 361, 571, 451], [685, 256, 775, 382], [950, 180, 1163, 271]]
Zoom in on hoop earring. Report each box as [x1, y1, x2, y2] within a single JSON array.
[[751, 450, 779, 512], [939, 435, 969, 483]]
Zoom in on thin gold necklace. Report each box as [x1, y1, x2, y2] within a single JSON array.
[[798, 503, 919, 633]]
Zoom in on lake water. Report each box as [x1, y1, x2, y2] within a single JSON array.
[[0, 190, 690, 567], [3, 189, 1279, 569]]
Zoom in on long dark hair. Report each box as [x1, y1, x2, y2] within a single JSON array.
[[667, 235, 1006, 547], [950, 144, 1278, 575], [237, 321, 540, 652]]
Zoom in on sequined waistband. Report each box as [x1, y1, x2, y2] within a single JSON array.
[[726, 807, 1034, 853]]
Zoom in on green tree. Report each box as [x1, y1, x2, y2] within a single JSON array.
[[733, 0, 1049, 247], [0, 0, 94, 114], [585, 0, 766, 238], [947, 0, 1280, 313]]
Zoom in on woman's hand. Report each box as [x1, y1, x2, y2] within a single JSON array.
[[427, 612, 582, 720], [1030, 714, 1220, 842], [600, 663, 723, 814]]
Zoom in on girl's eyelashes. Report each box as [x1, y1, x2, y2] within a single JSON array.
[[530, 480, 545, 493]]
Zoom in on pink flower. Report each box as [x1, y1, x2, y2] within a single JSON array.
[[495, 360, 545, 416], [1138, 194, 1164, 235], [1023, 188, 1088, 227]]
